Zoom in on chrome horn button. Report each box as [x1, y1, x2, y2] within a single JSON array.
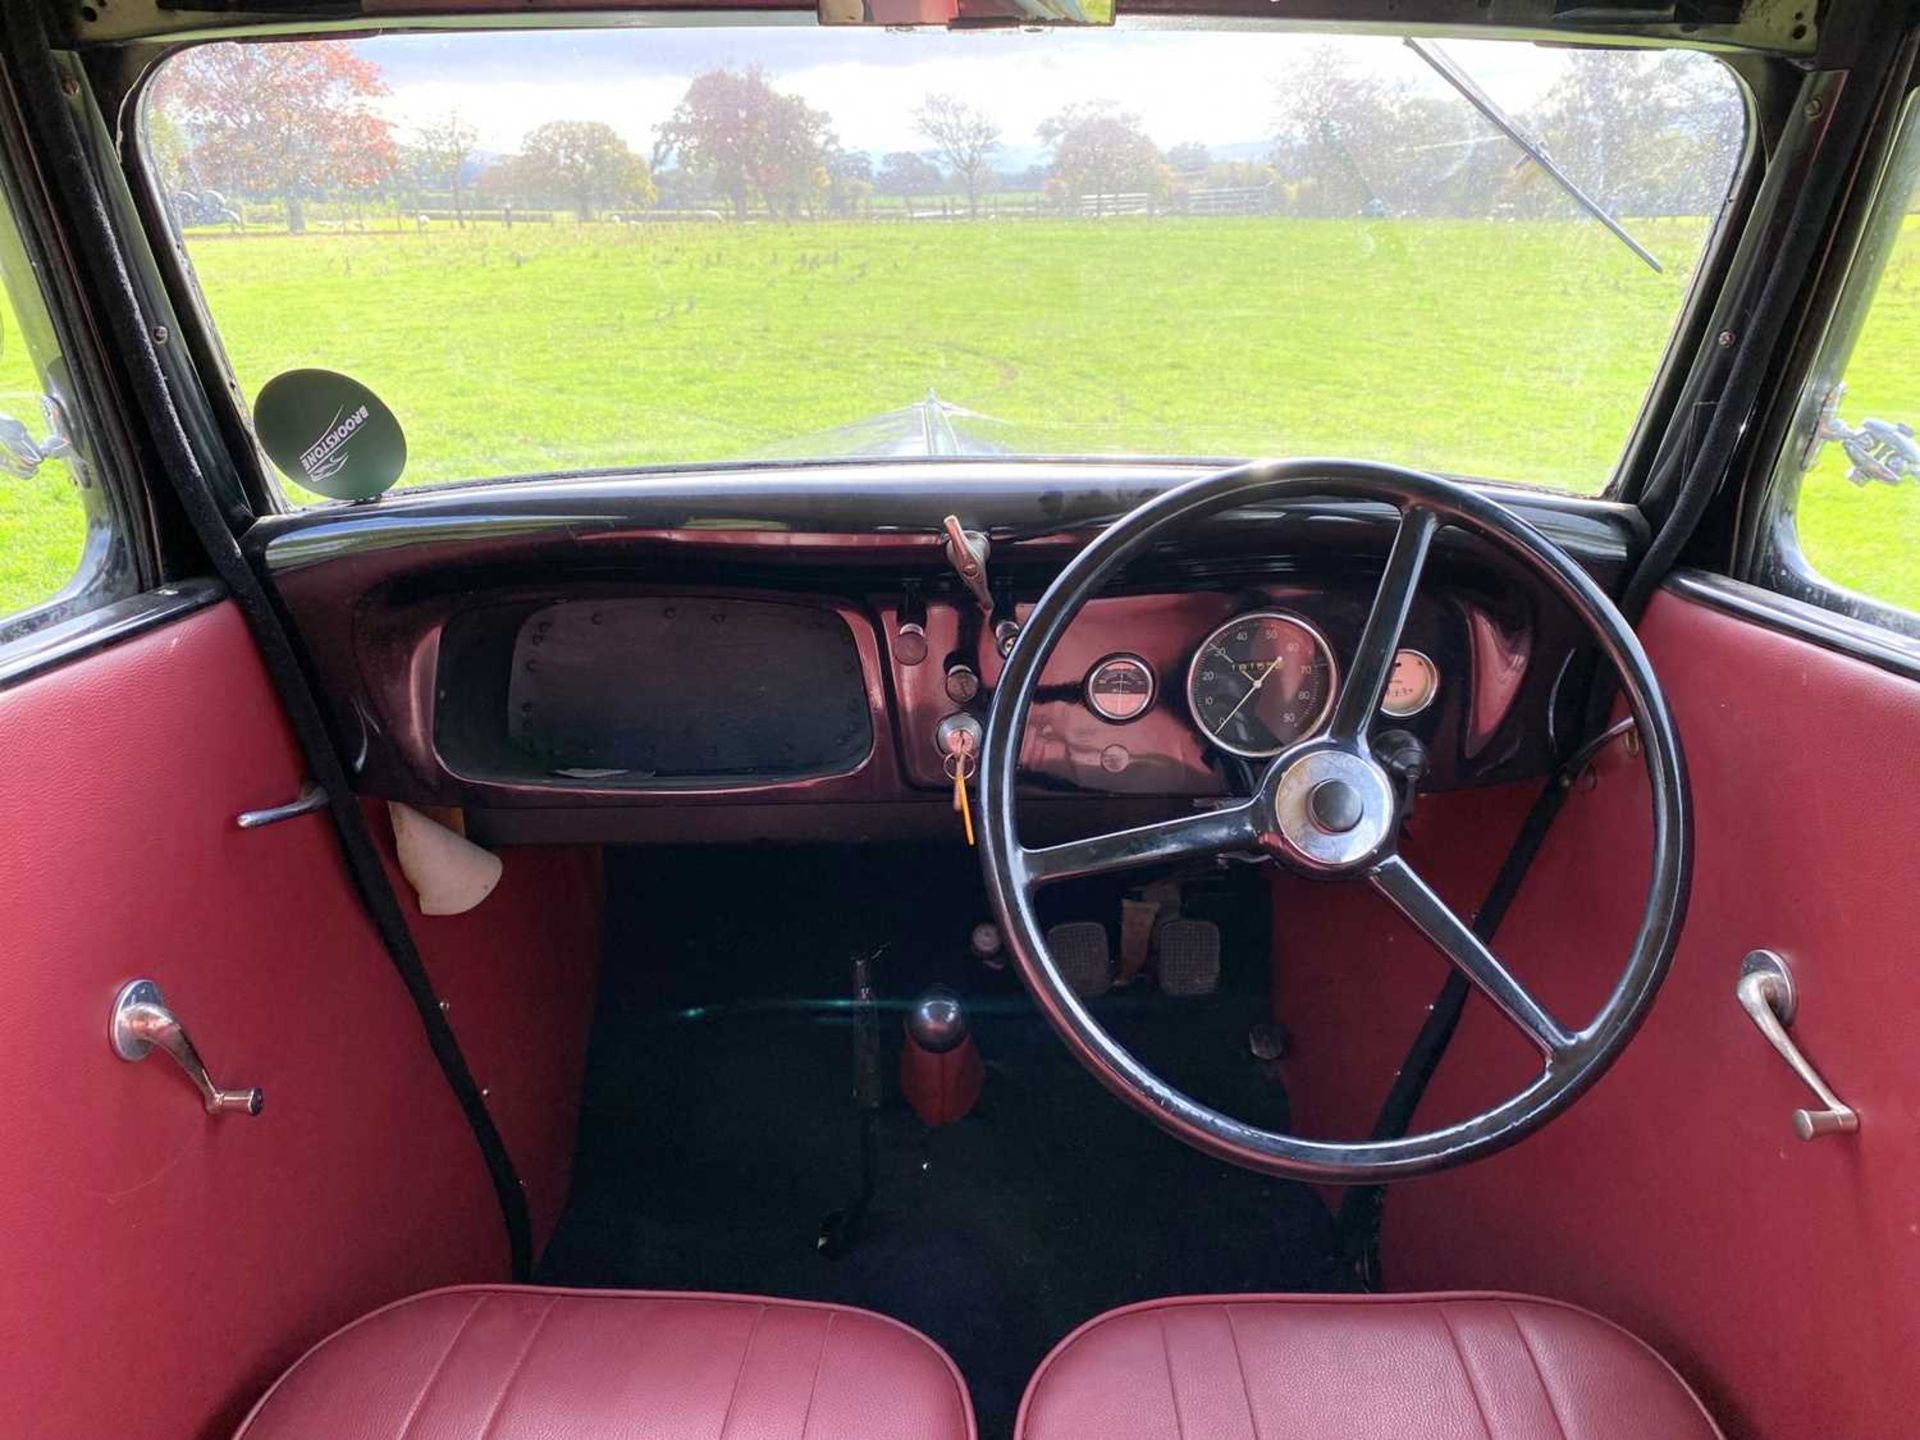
[[1272, 747, 1397, 871]]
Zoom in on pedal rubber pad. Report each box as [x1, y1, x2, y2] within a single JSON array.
[[1157, 918, 1222, 997], [1047, 920, 1112, 999]]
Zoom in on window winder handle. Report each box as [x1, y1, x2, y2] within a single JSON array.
[[110, 979, 263, 1117], [1735, 951, 1855, 1141]]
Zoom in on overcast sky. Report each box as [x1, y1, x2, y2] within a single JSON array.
[[361, 26, 1607, 161]]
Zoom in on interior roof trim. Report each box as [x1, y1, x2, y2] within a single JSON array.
[[71, 1, 1815, 56]]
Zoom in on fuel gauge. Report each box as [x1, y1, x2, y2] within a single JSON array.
[[1085, 654, 1156, 723], [1382, 649, 1439, 717]]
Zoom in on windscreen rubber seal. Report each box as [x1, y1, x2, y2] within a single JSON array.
[[0, 8, 533, 1282]]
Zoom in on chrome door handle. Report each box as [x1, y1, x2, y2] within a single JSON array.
[[110, 979, 263, 1116], [1735, 950, 1856, 1140]]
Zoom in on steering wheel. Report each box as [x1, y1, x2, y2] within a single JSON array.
[[978, 460, 1690, 1182]]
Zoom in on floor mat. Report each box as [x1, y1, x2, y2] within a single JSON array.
[[539, 844, 1348, 1437]]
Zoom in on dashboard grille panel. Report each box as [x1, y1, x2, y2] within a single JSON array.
[[503, 598, 871, 782]]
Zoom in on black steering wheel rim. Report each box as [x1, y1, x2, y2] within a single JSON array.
[[978, 459, 1690, 1184]]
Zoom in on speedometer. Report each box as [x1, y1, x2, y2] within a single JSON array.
[[1186, 611, 1339, 758]]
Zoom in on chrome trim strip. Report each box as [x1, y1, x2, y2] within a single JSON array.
[[1664, 568, 1920, 684], [0, 577, 226, 690], [262, 513, 621, 572]]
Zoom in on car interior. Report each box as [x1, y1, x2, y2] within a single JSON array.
[[1, 0, 1916, 1437]]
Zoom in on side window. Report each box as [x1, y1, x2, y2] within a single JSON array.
[[0, 170, 127, 643], [1762, 98, 1920, 629]]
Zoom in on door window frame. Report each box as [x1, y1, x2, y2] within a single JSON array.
[[1730, 47, 1920, 664], [0, 44, 219, 688], [0, 71, 145, 652]]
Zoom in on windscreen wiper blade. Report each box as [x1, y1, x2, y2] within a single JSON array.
[[1404, 37, 1663, 274]]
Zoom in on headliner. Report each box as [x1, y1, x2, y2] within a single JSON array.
[[59, 0, 1819, 59]]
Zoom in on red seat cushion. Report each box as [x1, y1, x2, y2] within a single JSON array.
[[235, 1285, 974, 1440], [1018, 1293, 1720, 1440]]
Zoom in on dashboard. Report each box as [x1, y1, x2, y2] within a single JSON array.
[[247, 462, 1645, 846]]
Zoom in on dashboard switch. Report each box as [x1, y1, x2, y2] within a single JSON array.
[[894, 587, 929, 666], [941, 515, 995, 617], [894, 622, 928, 667]]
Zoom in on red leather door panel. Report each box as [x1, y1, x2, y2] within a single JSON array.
[[0, 602, 510, 1440], [1273, 588, 1920, 1439], [382, 824, 603, 1252]]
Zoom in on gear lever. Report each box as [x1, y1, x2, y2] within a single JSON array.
[[901, 985, 984, 1127]]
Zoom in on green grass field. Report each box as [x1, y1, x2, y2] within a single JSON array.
[[2, 213, 1914, 613]]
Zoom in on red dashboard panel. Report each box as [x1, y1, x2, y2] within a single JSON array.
[[881, 592, 1242, 795], [252, 468, 1639, 839]]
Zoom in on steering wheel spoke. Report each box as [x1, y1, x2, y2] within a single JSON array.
[[1329, 504, 1439, 742], [1019, 801, 1261, 886], [1369, 854, 1575, 1057]]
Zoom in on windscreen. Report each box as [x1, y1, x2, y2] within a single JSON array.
[[143, 27, 1746, 500]]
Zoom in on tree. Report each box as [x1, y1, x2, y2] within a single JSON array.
[[1205, 159, 1277, 189], [1371, 92, 1501, 220], [828, 148, 873, 187], [1527, 50, 1742, 216], [1269, 46, 1411, 217], [1039, 104, 1167, 211], [876, 151, 944, 198], [149, 40, 396, 233], [915, 94, 1000, 218], [515, 121, 655, 221], [823, 147, 874, 216], [414, 112, 478, 225], [1007, 163, 1053, 194], [654, 68, 836, 220], [1166, 142, 1211, 176], [145, 106, 190, 191]]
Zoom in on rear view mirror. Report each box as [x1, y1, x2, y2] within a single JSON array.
[[818, 0, 1110, 25]]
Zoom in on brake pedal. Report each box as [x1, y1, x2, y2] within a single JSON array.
[[1157, 918, 1221, 997], [1047, 920, 1112, 998]]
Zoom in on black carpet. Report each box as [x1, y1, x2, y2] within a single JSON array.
[[539, 844, 1347, 1437]]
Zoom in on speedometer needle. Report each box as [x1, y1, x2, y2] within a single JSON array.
[[1217, 657, 1282, 730]]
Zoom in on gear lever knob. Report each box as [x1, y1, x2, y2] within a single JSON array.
[[906, 986, 969, 1054], [901, 986, 983, 1127]]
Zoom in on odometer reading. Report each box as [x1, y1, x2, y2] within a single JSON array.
[[1186, 611, 1339, 758]]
